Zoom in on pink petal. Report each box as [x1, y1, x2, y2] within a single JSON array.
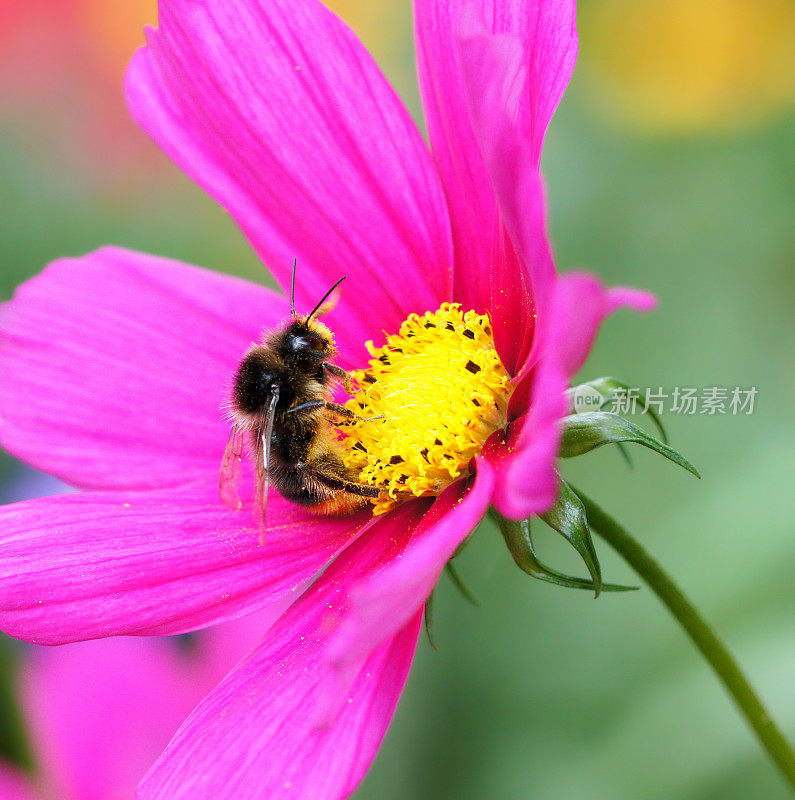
[[0, 247, 289, 491], [125, 0, 453, 363], [21, 637, 210, 800], [414, 0, 576, 316], [321, 462, 495, 720], [456, 19, 654, 381], [607, 286, 658, 315], [491, 178, 551, 377], [544, 272, 657, 378], [454, 16, 560, 374], [195, 594, 302, 683], [489, 273, 655, 519], [486, 354, 567, 520], [138, 506, 426, 800], [0, 481, 368, 644], [0, 765, 36, 800]]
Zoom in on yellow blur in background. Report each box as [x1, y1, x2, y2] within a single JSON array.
[[80, 0, 157, 69], [581, 0, 795, 133]]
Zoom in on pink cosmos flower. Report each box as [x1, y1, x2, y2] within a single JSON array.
[[0, 615, 271, 800], [0, 0, 655, 797]]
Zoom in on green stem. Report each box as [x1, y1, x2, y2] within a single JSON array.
[[572, 487, 795, 792]]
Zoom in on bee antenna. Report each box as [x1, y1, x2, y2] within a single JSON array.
[[306, 276, 346, 321], [290, 258, 298, 319]]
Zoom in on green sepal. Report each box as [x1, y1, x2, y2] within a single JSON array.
[[539, 479, 602, 595], [568, 376, 668, 443], [492, 511, 636, 596], [445, 561, 479, 606], [423, 591, 438, 650], [560, 411, 700, 478]]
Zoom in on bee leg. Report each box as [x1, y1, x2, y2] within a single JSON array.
[[322, 362, 355, 394], [285, 400, 326, 415], [314, 471, 384, 498], [324, 402, 383, 422], [286, 400, 383, 422]]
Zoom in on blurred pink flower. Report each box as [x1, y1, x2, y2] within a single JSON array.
[[0, 615, 271, 800], [0, 0, 654, 797], [0, 0, 157, 174], [0, 0, 156, 88]]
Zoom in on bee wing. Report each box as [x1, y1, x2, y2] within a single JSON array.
[[219, 422, 246, 509], [254, 386, 280, 533]]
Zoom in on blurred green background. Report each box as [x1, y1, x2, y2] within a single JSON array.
[[1, 1, 793, 798]]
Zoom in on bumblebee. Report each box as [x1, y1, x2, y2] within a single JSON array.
[[220, 262, 383, 520]]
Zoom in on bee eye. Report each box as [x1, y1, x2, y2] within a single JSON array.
[[291, 333, 325, 353]]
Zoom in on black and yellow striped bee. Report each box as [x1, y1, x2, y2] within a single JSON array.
[[220, 262, 382, 521]]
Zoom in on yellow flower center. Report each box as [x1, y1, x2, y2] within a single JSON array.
[[337, 303, 513, 514]]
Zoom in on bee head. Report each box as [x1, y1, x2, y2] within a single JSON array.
[[278, 319, 334, 367]]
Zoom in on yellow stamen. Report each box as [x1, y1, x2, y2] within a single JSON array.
[[337, 303, 514, 514]]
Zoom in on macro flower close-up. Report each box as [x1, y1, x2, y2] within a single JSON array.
[[0, 0, 655, 795], [1, 0, 793, 799]]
